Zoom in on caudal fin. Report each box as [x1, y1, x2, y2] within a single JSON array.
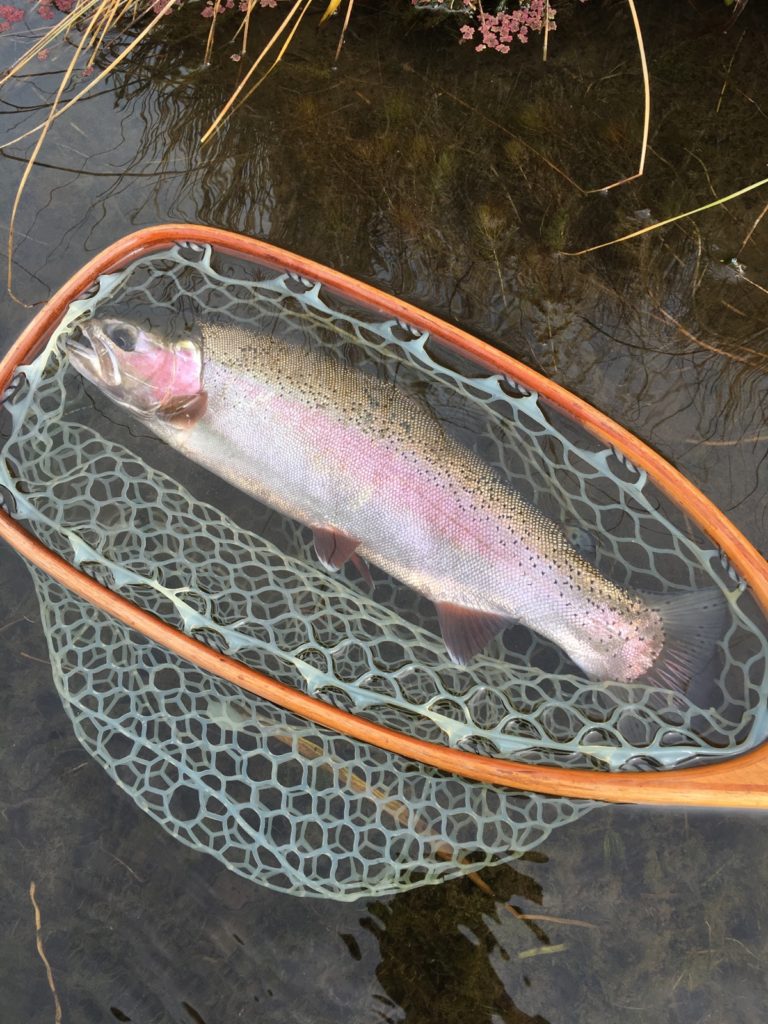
[[643, 587, 727, 703]]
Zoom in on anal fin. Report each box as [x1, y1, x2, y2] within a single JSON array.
[[436, 603, 509, 665]]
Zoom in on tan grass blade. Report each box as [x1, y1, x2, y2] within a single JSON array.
[[563, 176, 768, 256], [200, 0, 313, 145], [587, 0, 650, 193], [333, 0, 354, 63], [203, 0, 222, 66], [0, 0, 103, 90], [320, 0, 343, 26], [228, 0, 315, 120], [90, 0, 130, 63], [0, 1, 176, 154], [8, 9, 98, 301], [6, 2, 177, 299], [239, 0, 257, 54]]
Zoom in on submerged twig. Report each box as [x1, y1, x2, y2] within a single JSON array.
[[518, 942, 568, 958], [29, 882, 63, 1024], [505, 904, 598, 929], [685, 434, 768, 447], [658, 309, 767, 368], [737, 199, 768, 255]]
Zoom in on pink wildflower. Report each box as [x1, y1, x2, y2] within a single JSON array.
[[459, 0, 556, 54], [0, 4, 23, 22]]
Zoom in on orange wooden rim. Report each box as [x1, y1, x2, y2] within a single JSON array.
[[2, 223, 768, 810]]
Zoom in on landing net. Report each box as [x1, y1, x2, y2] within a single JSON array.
[[0, 240, 766, 893]]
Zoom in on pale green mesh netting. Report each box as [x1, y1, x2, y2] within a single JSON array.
[[29, 568, 593, 898], [0, 240, 766, 895]]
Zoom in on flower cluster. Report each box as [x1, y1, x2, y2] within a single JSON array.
[[201, 0, 276, 17], [413, 0, 557, 55], [1, 0, 79, 31], [38, 0, 76, 20], [0, 4, 23, 32]]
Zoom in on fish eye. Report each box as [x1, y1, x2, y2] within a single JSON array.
[[106, 324, 137, 351]]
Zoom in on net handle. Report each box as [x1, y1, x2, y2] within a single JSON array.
[[2, 223, 767, 810]]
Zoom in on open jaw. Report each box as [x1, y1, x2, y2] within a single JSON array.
[[63, 326, 122, 389]]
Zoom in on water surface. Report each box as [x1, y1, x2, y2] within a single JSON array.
[[1, 2, 767, 1022]]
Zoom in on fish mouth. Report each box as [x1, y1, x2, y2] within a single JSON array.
[[63, 323, 122, 388]]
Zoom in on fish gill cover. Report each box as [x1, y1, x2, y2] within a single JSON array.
[[0, 239, 766, 896]]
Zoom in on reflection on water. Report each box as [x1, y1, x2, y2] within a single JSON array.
[[0, 1, 767, 1022]]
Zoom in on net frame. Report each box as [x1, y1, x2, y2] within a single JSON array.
[[1, 223, 767, 809]]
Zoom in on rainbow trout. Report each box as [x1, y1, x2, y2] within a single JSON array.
[[65, 317, 723, 691]]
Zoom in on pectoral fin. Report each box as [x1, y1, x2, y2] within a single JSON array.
[[436, 603, 509, 665], [313, 528, 361, 572], [158, 390, 208, 428]]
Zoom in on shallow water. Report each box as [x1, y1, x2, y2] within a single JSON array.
[[1, 2, 767, 1021]]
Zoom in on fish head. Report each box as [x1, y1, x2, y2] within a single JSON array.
[[64, 318, 204, 423]]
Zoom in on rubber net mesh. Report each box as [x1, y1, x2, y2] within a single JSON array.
[[0, 241, 766, 894], [28, 567, 592, 898]]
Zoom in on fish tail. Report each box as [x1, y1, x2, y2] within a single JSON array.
[[643, 587, 727, 703]]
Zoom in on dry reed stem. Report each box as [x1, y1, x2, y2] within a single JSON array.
[[29, 882, 63, 1024], [4, 2, 179, 299], [0, 0, 100, 88], [687, 434, 768, 447], [320, 0, 343, 25], [206, 0, 316, 140], [715, 31, 743, 115], [240, 0, 256, 54], [90, 0, 127, 65], [333, 0, 355, 64], [200, 0, 313, 144], [8, 5, 100, 302], [0, 2, 177, 153], [742, 273, 768, 299], [587, 0, 650, 192], [203, 0, 222, 66], [562, 175, 768, 256]]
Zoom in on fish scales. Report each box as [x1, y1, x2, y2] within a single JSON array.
[[66, 316, 725, 689], [154, 323, 660, 676]]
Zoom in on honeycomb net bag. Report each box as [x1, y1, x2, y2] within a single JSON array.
[[0, 239, 765, 897]]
